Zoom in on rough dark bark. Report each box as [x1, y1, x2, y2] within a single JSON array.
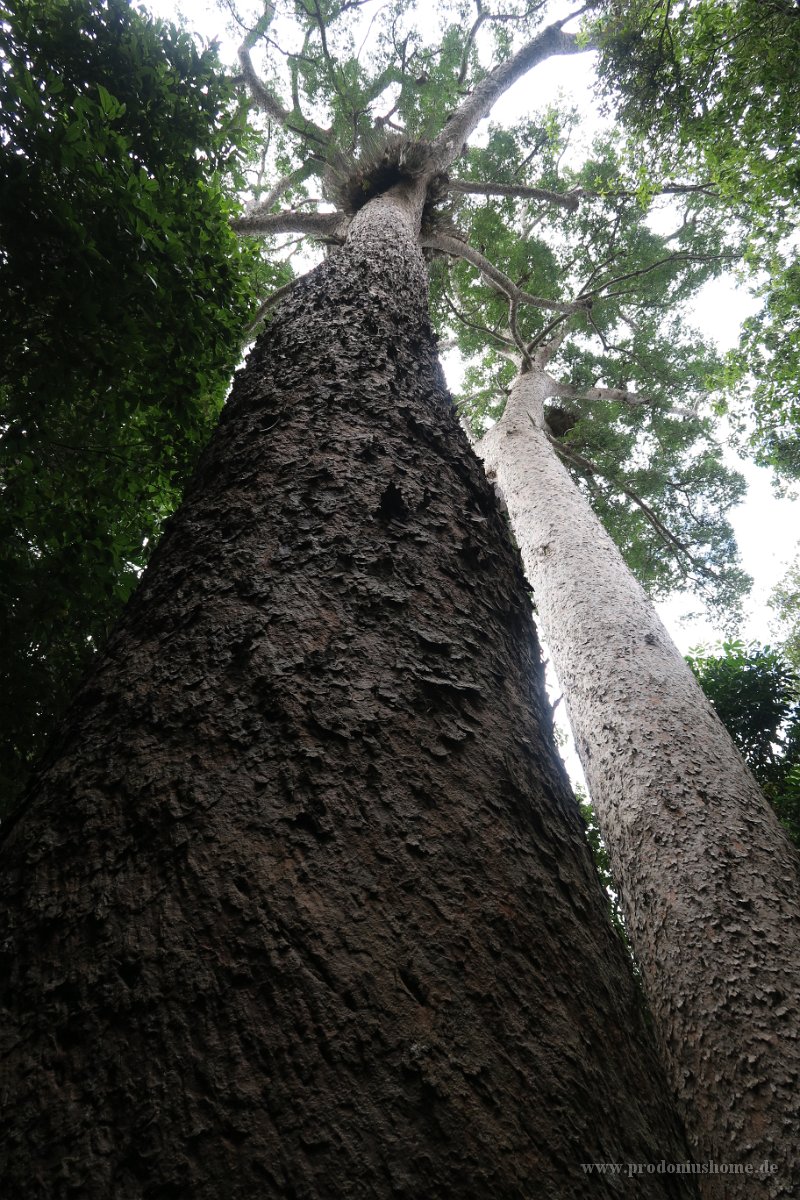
[[0, 191, 696, 1199]]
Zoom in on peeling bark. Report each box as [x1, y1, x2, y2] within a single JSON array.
[[0, 192, 697, 1198], [478, 368, 800, 1199]]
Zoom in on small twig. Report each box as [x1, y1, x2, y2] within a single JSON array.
[[441, 288, 517, 353]]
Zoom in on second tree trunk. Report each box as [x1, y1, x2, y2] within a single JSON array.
[[479, 367, 800, 1199]]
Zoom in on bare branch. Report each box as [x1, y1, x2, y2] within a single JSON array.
[[244, 161, 321, 219], [238, 42, 330, 148], [449, 179, 580, 212], [429, 15, 591, 174], [232, 210, 347, 239], [424, 233, 579, 315], [556, 381, 696, 421]]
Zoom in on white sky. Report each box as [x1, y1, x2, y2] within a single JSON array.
[[145, 0, 799, 661]]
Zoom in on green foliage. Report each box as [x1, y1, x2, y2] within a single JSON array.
[[769, 551, 800, 678], [593, 0, 800, 211], [0, 0, 269, 812], [592, 0, 800, 483], [731, 258, 800, 480], [686, 640, 800, 846]]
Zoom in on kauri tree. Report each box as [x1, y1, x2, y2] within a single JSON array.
[[2, 0, 799, 1196]]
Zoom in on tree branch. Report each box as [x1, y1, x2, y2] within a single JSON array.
[[232, 210, 347, 239], [582, 181, 720, 202], [556, 381, 696, 420], [531, 315, 573, 365], [244, 161, 321, 219], [449, 178, 580, 211], [238, 42, 330, 148], [441, 289, 517, 354], [424, 233, 579, 314], [506, 297, 533, 369], [457, 2, 488, 86], [430, 14, 591, 173], [578, 252, 737, 302]]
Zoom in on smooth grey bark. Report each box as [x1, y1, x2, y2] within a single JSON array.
[[0, 188, 697, 1198], [478, 367, 800, 1199]]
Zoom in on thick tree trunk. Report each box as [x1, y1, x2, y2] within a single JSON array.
[[0, 190, 696, 1199], [478, 368, 800, 1199]]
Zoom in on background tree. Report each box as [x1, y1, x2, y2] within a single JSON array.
[[0, 0, 276, 813], [367, 53, 798, 1183], [687, 640, 800, 847]]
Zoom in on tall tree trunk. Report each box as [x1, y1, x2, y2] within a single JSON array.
[[0, 189, 696, 1199], [478, 367, 800, 1198]]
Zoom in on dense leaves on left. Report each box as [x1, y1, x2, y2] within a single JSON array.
[[687, 640, 800, 847], [0, 0, 265, 813]]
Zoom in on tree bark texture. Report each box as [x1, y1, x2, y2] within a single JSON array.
[[1, 192, 697, 1199], [478, 368, 800, 1199]]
